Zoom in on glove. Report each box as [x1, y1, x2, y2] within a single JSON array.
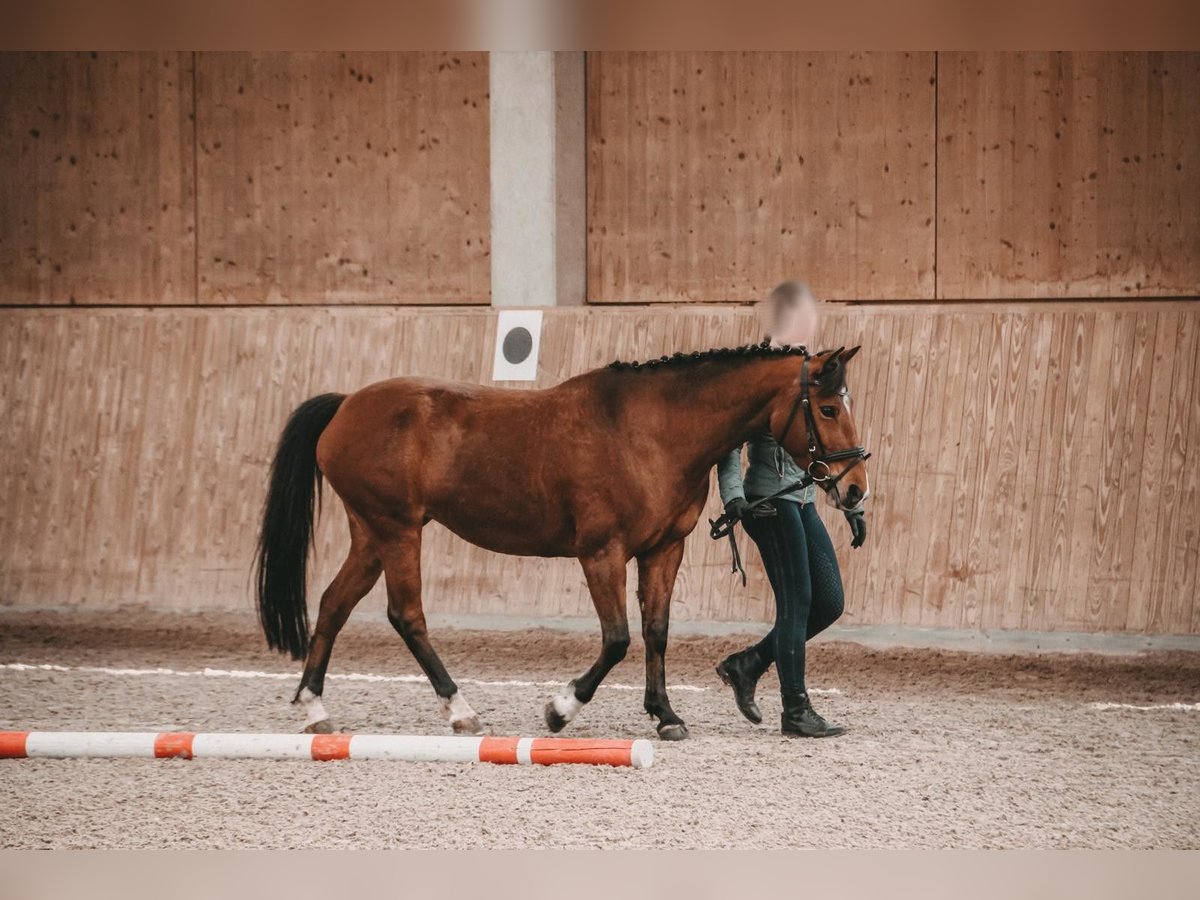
[[724, 497, 750, 521], [844, 509, 867, 549]]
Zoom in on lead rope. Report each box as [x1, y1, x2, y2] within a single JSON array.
[[726, 527, 746, 586]]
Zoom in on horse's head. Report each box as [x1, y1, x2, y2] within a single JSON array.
[[771, 346, 871, 512]]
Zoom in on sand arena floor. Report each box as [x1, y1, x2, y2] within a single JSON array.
[[1, 609, 1197, 849]]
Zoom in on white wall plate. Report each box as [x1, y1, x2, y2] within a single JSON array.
[[491, 309, 543, 382]]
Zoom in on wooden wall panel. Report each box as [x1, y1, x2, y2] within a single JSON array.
[[0, 52, 196, 304], [587, 52, 936, 303], [195, 52, 489, 304], [2, 303, 1196, 634], [938, 52, 1200, 299]]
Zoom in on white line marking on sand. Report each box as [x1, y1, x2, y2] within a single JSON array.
[[1087, 701, 1200, 712], [0, 661, 845, 696]]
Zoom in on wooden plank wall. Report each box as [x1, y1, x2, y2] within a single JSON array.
[[0, 52, 490, 305], [587, 51, 1200, 303], [587, 52, 937, 303], [2, 304, 1196, 634], [196, 52, 490, 304], [0, 52, 196, 304], [938, 52, 1200, 299], [7, 52, 1195, 306]]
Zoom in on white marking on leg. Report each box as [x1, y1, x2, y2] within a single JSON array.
[[552, 690, 584, 724], [297, 687, 328, 727], [440, 691, 478, 727]]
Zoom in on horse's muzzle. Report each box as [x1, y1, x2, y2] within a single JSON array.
[[843, 483, 866, 509]]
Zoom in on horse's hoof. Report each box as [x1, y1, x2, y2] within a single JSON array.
[[657, 722, 689, 741], [451, 716, 484, 736], [544, 701, 569, 733], [303, 719, 334, 735]]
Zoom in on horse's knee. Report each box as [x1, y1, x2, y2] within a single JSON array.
[[385, 606, 408, 634], [605, 631, 631, 664], [386, 603, 423, 639]]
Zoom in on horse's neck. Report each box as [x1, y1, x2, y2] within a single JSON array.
[[640, 358, 801, 478]]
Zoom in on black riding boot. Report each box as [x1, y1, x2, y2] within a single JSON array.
[[715, 646, 771, 724], [781, 691, 847, 738]]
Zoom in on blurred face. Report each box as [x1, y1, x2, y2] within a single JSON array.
[[767, 286, 820, 348]]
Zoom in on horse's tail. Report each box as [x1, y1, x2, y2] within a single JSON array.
[[255, 393, 347, 660]]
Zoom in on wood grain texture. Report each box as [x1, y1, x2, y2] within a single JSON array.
[[195, 52, 490, 304], [587, 52, 936, 303], [2, 303, 1196, 634], [938, 52, 1200, 299], [0, 52, 196, 304]]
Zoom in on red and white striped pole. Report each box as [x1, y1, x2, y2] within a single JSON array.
[[0, 732, 655, 768]]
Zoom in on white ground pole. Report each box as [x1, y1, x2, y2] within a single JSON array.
[[1, 732, 655, 768], [490, 51, 586, 308]]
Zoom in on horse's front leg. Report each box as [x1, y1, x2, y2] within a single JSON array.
[[636, 538, 689, 740], [545, 542, 630, 732]]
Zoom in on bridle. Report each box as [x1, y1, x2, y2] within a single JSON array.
[[708, 351, 871, 583], [775, 354, 871, 504]]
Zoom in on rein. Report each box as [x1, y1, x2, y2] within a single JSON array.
[[707, 355, 871, 585]]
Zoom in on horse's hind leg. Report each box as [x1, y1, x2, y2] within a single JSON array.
[[294, 511, 381, 733], [380, 525, 483, 735], [545, 542, 630, 732], [637, 538, 688, 740]]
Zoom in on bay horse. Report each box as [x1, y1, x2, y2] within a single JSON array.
[[255, 341, 869, 740]]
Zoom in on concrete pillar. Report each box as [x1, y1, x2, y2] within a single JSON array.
[[489, 52, 586, 307]]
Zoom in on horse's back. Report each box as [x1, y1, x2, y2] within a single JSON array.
[[316, 376, 581, 521]]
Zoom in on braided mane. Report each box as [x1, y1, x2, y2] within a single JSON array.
[[608, 340, 809, 372]]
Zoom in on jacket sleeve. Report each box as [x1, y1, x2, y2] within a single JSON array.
[[717, 445, 746, 505]]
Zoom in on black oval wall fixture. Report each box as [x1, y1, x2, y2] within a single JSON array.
[[502, 326, 533, 365]]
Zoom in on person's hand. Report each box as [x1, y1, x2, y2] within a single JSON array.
[[844, 509, 867, 549], [724, 497, 750, 521]]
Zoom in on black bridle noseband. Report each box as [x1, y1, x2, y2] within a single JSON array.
[[708, 353, 871, 584]]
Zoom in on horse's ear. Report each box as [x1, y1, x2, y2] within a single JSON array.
[[839, 345, 861, 364], [814, 347, 844, 377], [813, 347, 849, 394]]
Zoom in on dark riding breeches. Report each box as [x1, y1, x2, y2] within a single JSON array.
[[742, 500, 845, 695]]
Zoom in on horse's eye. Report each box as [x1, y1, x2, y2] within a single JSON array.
[[820, 405, 838, 418]]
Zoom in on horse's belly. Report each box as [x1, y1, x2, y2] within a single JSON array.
[[431, 508, 576, 559]]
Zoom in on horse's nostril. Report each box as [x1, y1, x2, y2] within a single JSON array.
[[845, 485, 863, 505]]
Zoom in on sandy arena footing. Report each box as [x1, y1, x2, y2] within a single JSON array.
[[1, 609, 1197, 849]]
